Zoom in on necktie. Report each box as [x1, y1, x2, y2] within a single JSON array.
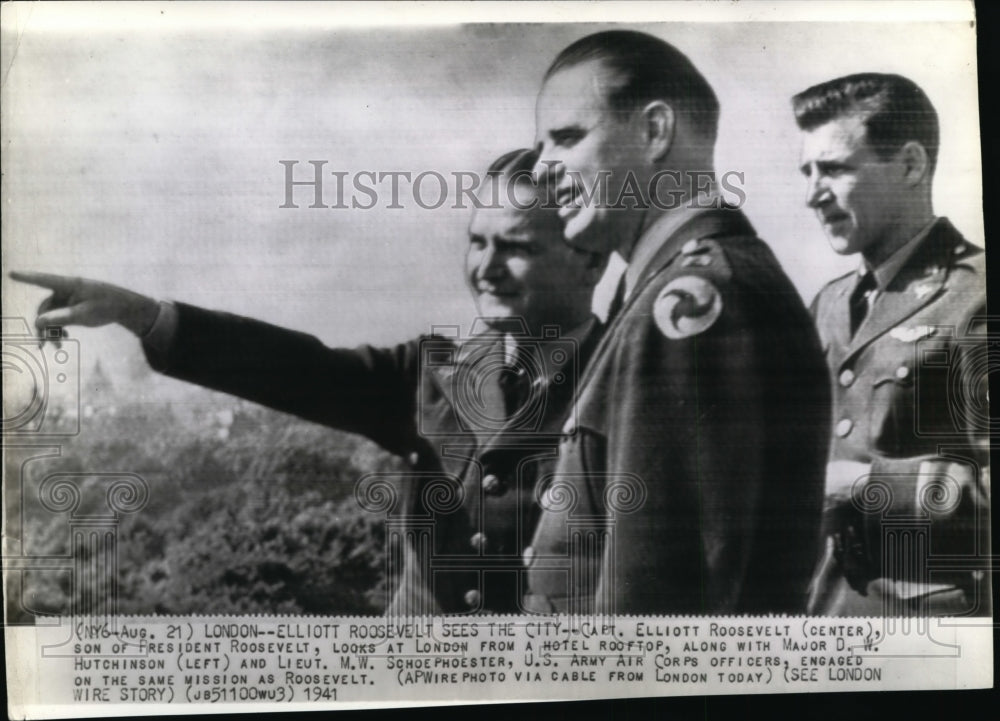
[[498, 344, 534, 419], [849, 272, 877, 337], [606, 274, 627, 325]]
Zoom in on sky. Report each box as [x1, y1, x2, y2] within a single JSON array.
[[1, 3, 983, 395]]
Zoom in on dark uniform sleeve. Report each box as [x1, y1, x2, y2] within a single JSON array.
[[594, 267, 828, 614], [142, 302, 421, 455]]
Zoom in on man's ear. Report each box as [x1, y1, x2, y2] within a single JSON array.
[[898, 140, 930, 186], [640, 100, 675, 163]]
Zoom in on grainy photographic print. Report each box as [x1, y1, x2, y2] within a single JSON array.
[[1, 1, 992, 716]]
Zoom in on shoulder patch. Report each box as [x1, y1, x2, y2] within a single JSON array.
[[653, 275, 723, 339]]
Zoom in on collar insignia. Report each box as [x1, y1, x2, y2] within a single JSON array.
[[889, 325, 936, 343]]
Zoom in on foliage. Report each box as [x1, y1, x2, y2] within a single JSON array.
[[10, 397, 404, 620]]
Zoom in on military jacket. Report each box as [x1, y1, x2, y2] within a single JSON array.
[[144, 305, 601, 614], [808, 218, 990, 615], [523, 208, 832, 615]]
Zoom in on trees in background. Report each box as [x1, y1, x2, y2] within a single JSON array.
[[11, 398, 402, 620]]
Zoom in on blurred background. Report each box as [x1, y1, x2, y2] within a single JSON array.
[[1, 5, 982, 617]]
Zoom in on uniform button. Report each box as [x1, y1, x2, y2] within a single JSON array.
[[895, 365, 910, 380], [838, 369, 856, 387], [482, 473, 503, 495], [522, 546, 535, 567], [470, 532, 488, 551], [463, 589, 481, 608], [407, 452, 420, 466], [835, 418, 854, 438]]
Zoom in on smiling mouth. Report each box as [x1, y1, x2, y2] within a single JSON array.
[[556, 192, 583, 222], [555, 185, 580, 209], [478, 286, 518, 298]]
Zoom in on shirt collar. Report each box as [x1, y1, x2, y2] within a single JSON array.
[[624, 190, 720, 298], [861, 216, 938, 290], [504, 315, 596, 379]]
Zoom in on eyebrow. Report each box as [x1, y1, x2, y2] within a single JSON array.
[[469, 231, 536, 244], [799, 157, 854, 174], [500, 234, 537, 243], [546, 124, 586, 141]]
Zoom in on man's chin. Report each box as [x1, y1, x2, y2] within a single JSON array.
[[474, 303, 524, 329], [478, 315, 529, 334], [826, 234, 857, 255], [563, 209, 614, 254]]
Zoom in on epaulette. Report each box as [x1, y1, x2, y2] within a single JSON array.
[[950, 241, 985, 274], [670, 237, 733, 284]]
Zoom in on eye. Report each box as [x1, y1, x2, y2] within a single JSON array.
[[551, 129, 584, 148], [497, 239, 537, 256], [817, 161, 851, 177]]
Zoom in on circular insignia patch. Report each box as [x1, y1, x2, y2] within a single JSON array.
[[653, 275, 723, 339]]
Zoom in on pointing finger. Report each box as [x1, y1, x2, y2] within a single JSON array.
[[9, 271, 80, 293]]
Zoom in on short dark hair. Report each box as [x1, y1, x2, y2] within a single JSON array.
[[483, 147, 551, 205], [485, 147, 543, 195], [544, 30, 719, 143], [792, 73, 939, 175], [487, 147, 538, 176]]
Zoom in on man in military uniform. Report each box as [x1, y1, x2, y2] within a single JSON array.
[[524, 30, 831, 615], [793, 73, 990, 615], [11, 149, 608, 615]]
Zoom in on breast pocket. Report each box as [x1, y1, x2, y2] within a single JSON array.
[[868, 362, 916, 456]]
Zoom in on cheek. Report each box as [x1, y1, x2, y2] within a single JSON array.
[[505, 258, 531, 282], [847, 169, 894, 209], [566, 141, 603, 175], [464, 249, 480, 276], [833, 179, 859, 211]]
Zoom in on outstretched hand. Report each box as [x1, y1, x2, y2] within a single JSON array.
[[9, 271, 161, 340]]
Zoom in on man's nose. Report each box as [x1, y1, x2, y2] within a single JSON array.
[[805, 173, 832, 209], [477, 243, 505, 279], [533, 141, 562, 182]]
